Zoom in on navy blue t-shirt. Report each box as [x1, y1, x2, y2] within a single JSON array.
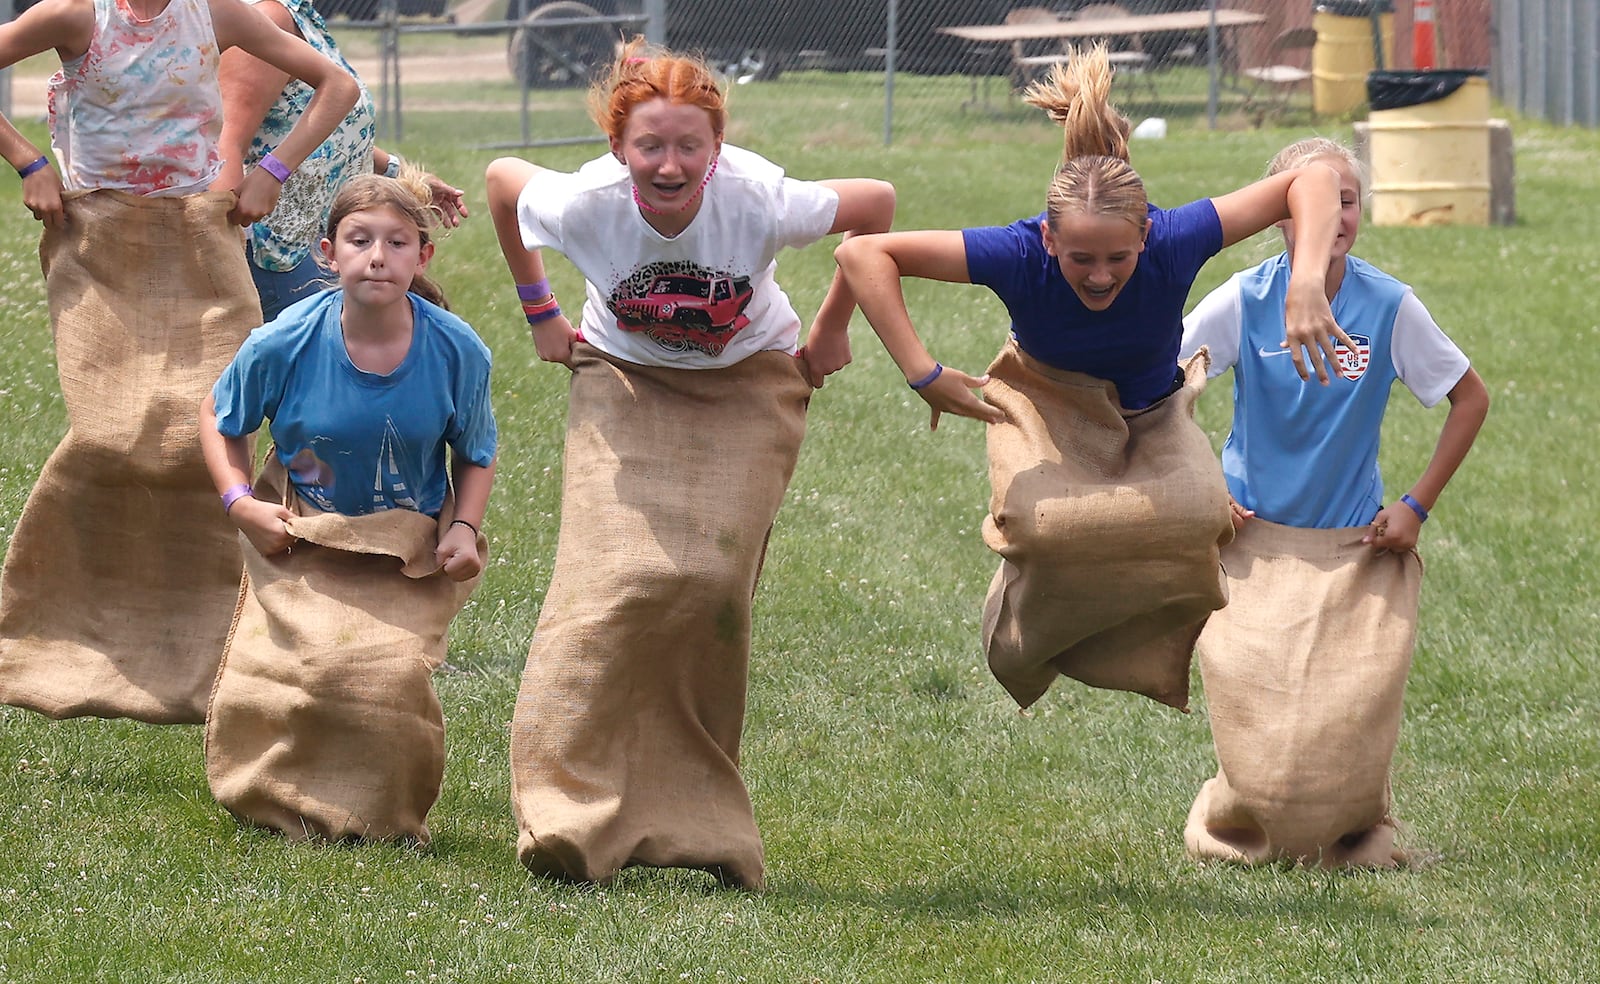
[[963, 199, 1223, 408]]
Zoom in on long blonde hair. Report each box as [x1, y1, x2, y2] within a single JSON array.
[[325, 165, 449, 310], [1021, 44, 1147, 232]]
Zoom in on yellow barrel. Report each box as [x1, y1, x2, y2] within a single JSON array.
[[1368, 76, 1492, 225], [1312, 10, 1394, 116]]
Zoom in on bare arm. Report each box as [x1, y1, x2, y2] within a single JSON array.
[[436, 457, 495, 581], [215, 0, 296, 195], [210, 0, 360, 225], [1365, 367, 1490, 552], [834, 228, 1004, 430], [0, 0, 94, 227], [485, 155, 577, 366], [798, 177, 896, 387], [199, 392, 295, 556], [1211, 163, 1356, 385]]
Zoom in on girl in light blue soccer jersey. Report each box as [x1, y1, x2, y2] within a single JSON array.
[[1178, 136, 1488, 868]]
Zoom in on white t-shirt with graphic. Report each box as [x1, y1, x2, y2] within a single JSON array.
[[515, 144, 839, 368]]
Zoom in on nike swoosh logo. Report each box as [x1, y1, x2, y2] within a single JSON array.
[[1257, 347, 1294, 358]]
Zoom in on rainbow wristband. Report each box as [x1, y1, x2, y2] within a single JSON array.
[[908, 363, 944, 390], [516, 280, 551, 302], [16, 155, 49, 179], [220, 483, 254, 514], [258, 152, 292, 184], [1400, 493, 1429, 523]]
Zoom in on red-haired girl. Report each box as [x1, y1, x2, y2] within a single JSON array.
[[486, 37, 894, 888]]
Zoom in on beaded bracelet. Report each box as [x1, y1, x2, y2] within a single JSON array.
[[908, 363, 944, 391], [449, 518, 479, 537], [1400, 493, 1429, 523], [16, 155, 49, 179]]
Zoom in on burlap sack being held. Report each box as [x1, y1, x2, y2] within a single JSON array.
[[1184, 520, 1421, 868], [205, 461, 484, 845], [981, 342, 1232, 711], [510, 344, 810, 890], [0, 190, 259, 724]]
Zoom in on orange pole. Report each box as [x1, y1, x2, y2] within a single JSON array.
[[1412, 0, 1438, 69]]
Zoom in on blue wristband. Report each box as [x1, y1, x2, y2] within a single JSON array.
[[526, 304, 563, 325], [16, 155, 49, 179], [1400, 493, 1429, 523], [908, 363, 944, 390]]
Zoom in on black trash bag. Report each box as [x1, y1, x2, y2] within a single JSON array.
[[1315, 1, 1394, 16], [1367, 69, 1488, 111]]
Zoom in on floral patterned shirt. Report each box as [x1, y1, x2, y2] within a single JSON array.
[[244, 0, 376, 272]]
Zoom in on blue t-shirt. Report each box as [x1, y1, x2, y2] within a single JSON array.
[[213, 290, 497, 517], [963, 199, 1223, 408]]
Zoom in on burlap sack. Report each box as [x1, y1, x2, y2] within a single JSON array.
[[0, 190, 259, 724], [205, 461, 484, 845], [510, 343, 810, 889], [1184, 519, 1420, 868], [980, 342, 1232, 711]]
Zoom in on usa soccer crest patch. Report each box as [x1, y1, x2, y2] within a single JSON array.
[[1335, 333, 1372, 380]]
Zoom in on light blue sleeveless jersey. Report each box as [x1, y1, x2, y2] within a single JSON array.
[[1223, 254, 1406, 528]]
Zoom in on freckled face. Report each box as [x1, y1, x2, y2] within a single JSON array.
[[1040, 211, 1149, 311], [611, 97, 721, 213]]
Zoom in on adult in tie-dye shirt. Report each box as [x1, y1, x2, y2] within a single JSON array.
[[216, 0, 469, 320]]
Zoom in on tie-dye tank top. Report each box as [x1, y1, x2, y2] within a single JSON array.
[[47, 0, 224, 196]]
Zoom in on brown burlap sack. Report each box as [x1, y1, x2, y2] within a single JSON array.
[[509, 343, 810, 889], [1184, 519, 1421, 868], [980, 342, 1232, 711], [205, 461, 484, 845], [0, 190, 260, 724]]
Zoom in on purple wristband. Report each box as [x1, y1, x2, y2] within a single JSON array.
[[516, 280, 551, 302], [526, 304, 564, 325], [258, 152, 292, 184], [16, 155, 49, 179], [1400, 493, 1429, 523], [908, 363, 944, 390], [221, 483, 254, 514]]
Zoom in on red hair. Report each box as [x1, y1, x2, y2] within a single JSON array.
[[588, 37, 727, 142]]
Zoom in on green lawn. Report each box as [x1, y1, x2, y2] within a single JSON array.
[[1, 71, 1597, 982]]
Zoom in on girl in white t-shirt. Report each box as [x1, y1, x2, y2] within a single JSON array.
[[486, 38, 894, 889], [1178, 137, 1489, 867]]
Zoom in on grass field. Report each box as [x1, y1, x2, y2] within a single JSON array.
[[1, 67, 1598, 983]]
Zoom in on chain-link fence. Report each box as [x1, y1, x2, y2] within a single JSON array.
[[0, 1, 1504, 142], [331, 0, 1500, 148]]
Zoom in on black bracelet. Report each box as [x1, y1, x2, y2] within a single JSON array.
[[449, 518, 479, 536]]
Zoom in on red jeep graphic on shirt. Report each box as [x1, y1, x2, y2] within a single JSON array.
[[610, 272, 755, 357]]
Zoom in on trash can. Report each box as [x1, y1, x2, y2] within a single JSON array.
[[1366, 69, 1492, 226], [1312, 1, 1394, 116]]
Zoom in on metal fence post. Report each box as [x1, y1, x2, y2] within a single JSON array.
[[644, 0, 666, 44], [883, 0, 897, 146]]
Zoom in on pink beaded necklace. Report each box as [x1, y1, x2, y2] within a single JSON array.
[[631, 155, 719, 216]]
